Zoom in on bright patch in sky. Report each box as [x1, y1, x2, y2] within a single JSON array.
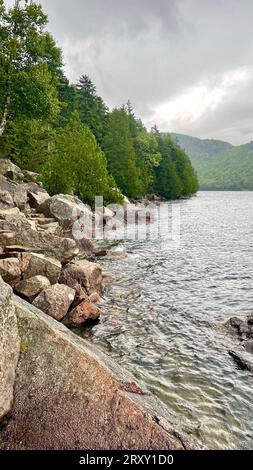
[[150, 68, 251, 132]]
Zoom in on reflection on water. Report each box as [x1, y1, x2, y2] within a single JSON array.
[[79, 192, 253, 449]]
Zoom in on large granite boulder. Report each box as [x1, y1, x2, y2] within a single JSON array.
[[21, 252, 61, 285], [59, 259, 103, 295], [40, 194, 92, 228], [0, 258, 21, 286], [32, 284, 75, 321], [0, 159, 24, 182], [15, 275, 51, 302], [63, 299, 101, 326], [0, 296, 192, 450], [0, 176, 27, 209], [0, 277, 20, 420], [0, 210, 78, 262], [28, 190, 51, 211]]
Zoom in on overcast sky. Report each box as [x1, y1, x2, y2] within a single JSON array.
[[7, 0, 253, 144]]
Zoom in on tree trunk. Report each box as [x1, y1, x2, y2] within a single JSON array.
[[0, 95, 10, 137]]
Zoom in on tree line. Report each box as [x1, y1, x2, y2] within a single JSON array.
[[0, 1, 199, 204]]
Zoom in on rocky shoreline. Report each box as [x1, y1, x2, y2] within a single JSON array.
[[0, 159, 193, 450]]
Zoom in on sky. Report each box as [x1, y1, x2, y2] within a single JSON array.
[[6, 0, 253, 145]]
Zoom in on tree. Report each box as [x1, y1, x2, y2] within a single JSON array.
[[0, 0, 61, 136], [43, 111, 122, 204], [103, 108, 142, 198], [155, 134, 199, 199], [77, 75, 108, 146], [155, 134, 183, 199]]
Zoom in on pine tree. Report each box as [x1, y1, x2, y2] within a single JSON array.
[[103, 108, 142, 198], [77, 75, 108, 146]]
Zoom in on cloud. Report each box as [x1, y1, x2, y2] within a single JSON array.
[[5, 0, 253, 144]]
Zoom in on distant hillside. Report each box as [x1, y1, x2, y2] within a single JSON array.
[[171, 133, 253, 190]]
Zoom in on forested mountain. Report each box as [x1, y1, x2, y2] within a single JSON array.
[[171, 133, 253, 190], [0, 1, 198, 203]]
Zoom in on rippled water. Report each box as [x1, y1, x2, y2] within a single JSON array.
[[82, 191, 253, 449]]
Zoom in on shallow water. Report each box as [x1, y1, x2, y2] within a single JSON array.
[[81, 191, 253, 449]]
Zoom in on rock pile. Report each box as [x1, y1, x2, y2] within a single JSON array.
[[0, 159, 106, 327]]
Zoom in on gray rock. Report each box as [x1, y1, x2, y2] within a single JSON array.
[[0, 277, 20, 420], [40, 194, 92, 229], [0, 176, 27, 209], [22, 253, 61, 285], [15, 275, 51, 302], [32, 284, 75, 321], [0, 296, 193, 450], [0, 159, 24, 182], [28, 191, 51, 211], [0, 211, 78, 262]]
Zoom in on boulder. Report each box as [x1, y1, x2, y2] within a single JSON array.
[[28, 191, 51, 211], [0, 176, 27, 209], [59, 259, 103, 295], [0, 211, 78, 262], [40, 194, 92, 228], [225, 316, 253, 339], [22, 253, 61, 285], [0, 296, 192, 450], [0, 191, 14, 209], [15, 275, 51, 302], [32, 284, 75, 321], [0, 159, 24, 182], [0, 277, 20, 420], [0, 207, 20, 220], [63, 299, 101, 326], [0, 258, 21, 285]]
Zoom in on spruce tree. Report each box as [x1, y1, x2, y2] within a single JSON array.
[[103, 108, 142, 198]]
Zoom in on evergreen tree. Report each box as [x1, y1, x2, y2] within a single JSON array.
[[155, 134, 183, 199], [103, 108, 142, 198], [43, 111, 122, 204], [77, 75, 108, 146]]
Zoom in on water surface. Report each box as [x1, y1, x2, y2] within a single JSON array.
[[82, 191, 253, 449]]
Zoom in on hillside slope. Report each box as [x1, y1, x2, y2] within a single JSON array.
[[171, 133, 253, 190]]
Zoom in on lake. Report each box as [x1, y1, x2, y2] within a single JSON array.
[[82, 191, 253, 449]]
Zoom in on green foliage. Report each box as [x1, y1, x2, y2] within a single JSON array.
[[77, 75, 108, 146], [1, 117, 53, 172], [0, 0, 61, 134], [43, 111, 122, 204], [103, 108, 143, 198], [155, 133, 199, 199]]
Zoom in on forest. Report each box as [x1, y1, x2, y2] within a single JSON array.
[[0, 0, 199, 204]]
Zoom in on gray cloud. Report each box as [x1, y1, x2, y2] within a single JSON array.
[[9, 0, 253, 144]]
